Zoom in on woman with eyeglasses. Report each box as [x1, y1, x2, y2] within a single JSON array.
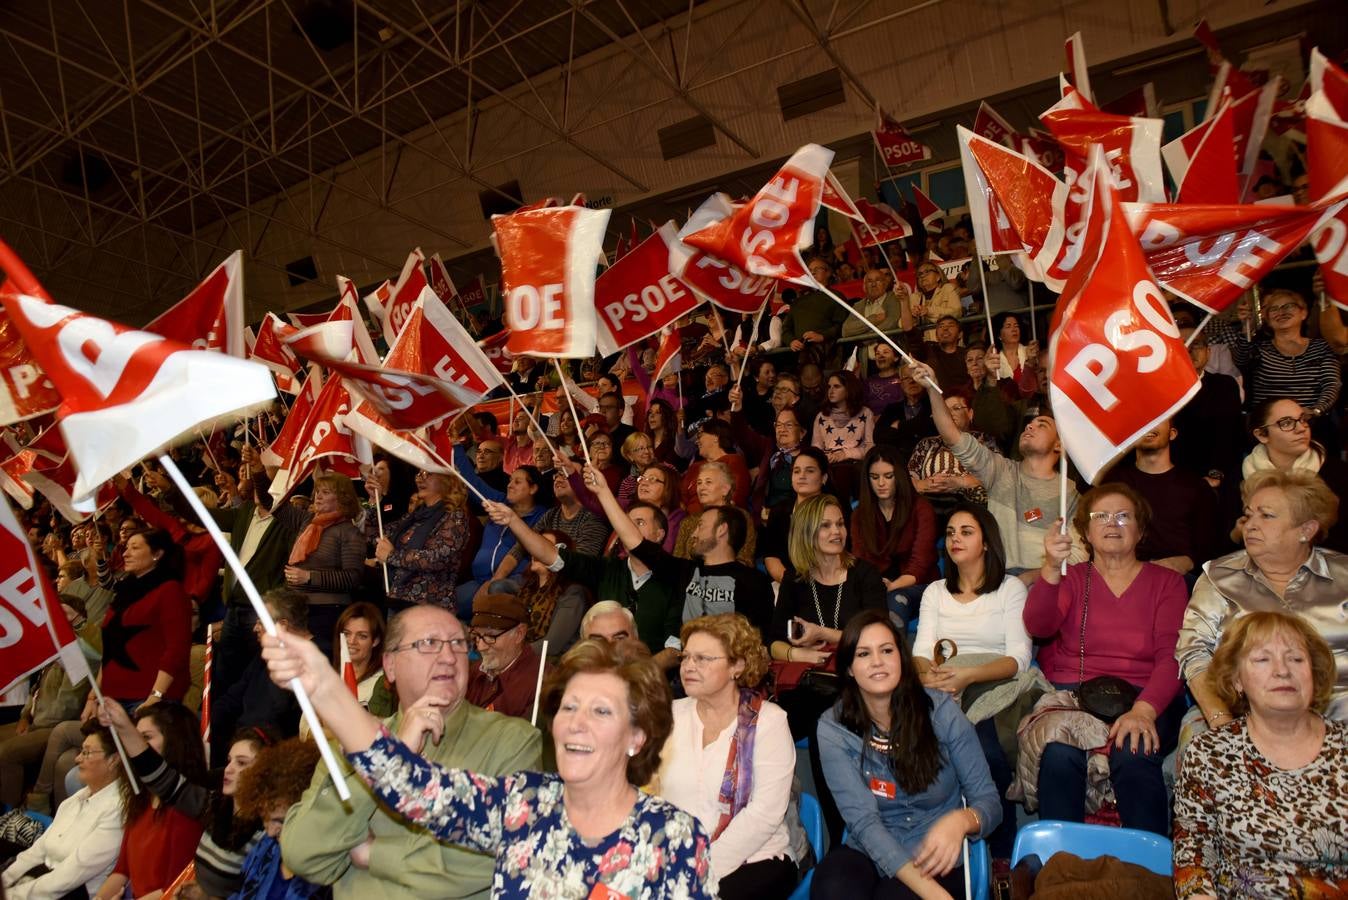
[[1023, 483, 1188, 835], [1207, 288, 1341, 430], [615, 432, 657, 507], [906, 263, 961, 343], [632, 463, 684, 552], [1178, 469, 1348, 733], [2, 722, 127, 900], [656, 614, 798, 900], [1240, 398, 1348, 552]]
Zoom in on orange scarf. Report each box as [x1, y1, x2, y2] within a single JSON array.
[[288, 511, 346, 565]]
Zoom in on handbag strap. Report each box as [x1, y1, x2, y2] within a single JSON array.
[[1077, 565, 1091, 686]]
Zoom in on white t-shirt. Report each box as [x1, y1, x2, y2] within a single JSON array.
[[912, 575, 1032, 672]]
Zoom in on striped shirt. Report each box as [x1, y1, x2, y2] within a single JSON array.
[[1206, 318, 1341, 412]]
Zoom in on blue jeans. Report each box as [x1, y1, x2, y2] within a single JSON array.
[[1036, 684, 1184, 835], [886, 583, 926, 627]]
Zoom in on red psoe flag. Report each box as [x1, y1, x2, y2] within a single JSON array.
[[1125, 199, 1342, 315], [973, 101, 1019, 149], [821, 172, 864, 221], [873, 107, 932, 168], [1161, 96, 1239, 204], [653, 327, 683, 382], [0, 313, 60, 426], [381, 248, 428, 346], [0, 241, 276, 502], [851, 199, 913, 248], [249, 313, 302, 395], [1310, 47, 1348, 121], [362, 279, 392, 323], [680, 144, 834, 289], [493, 204, 611, 358], [145, 251, 246, 357], [594, 223, 704, 356], [334, 277, 381, 367], [383, 288, 506, 400], [1, 492, 94, 695], [912, 186, 945, 231], [1048, 148, 1199, 484], [268, 373, 361, 503], [1040, 96, 1166, 204], [1307, 92, 1348, 310], [1064, 32, 1094, 105], [478, 328, 514, 376], [261, 370, 322, 469]]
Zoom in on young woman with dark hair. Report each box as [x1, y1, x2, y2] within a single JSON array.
[[813, 609, 1000, 900], [850, 444, 939, 625], [811, 370, 875, 503], [911, 505, 1032, 862]]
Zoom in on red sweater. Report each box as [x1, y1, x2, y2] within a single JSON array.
[[100, 575, 193, 703], [848, 497, 939, 584], [1023, 562, 1187, 712], [113, 804, 205, 893], [680, 455, 752, 514]]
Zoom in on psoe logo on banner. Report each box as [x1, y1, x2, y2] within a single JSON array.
[[1059, 280, 1181, 414]]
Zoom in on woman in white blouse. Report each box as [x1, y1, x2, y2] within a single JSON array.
[[657, 613, 797, 900], [3, 722, 127, 900], [912, 504, 1031, 862]]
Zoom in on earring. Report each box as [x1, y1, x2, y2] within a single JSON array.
[[627, 747, 637, 758], [1299, 535, 1308, 543]]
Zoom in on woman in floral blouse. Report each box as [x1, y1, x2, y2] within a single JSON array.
[[260, 630, 717, 899], [374, 469, 470, 612], [1173, 611, 1348, 898]]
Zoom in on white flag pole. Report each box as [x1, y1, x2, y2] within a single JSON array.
[[734, 302, 769, 386], [1059, 453, 1069, 577], [501, 381, 561, 461], [90, 682, 140, 795], [817, 284, 942, 395], [530, 639, 549, 727], [554, 360, 592, 466], [975, 255, 996, 348], [1027, 276, 1038, 343], [1185, 313, 1214, 347], [373, 484, 390, 593], [158, 454, 352, 801]]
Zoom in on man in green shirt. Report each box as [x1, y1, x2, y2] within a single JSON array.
[[281, 605, 542, 898]]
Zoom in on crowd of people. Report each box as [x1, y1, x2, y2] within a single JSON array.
[[2, 223, 1346, 900]]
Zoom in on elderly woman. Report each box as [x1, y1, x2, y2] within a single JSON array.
[[1023, 483, 1188, 835], [813, 609, 1001, 900], [278, 473, 365, 660], [1178, 469, 1348, 727], [375, 469, 470, 612], [81, 528, 192, 718], [1240, 398, 1348, 552], [909, 262, 962, 342], [2, 722, 127, 900], [657, 614, 797, 900], [92, 704, 208, 900], [1174, 612, 1348, 898], [673, 460, 757, 566], [260, 633, 717, 898], [616, 432, 656, 507], [679, 419, 751, 513]]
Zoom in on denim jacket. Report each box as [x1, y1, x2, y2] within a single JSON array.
[[817, 689, 1001, 878]]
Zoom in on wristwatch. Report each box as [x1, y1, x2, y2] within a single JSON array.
[[150, 689, 165, 700]]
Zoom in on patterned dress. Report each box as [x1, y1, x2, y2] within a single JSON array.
[[348, 730, 718, 899], [1173, 717, 1348, 898]]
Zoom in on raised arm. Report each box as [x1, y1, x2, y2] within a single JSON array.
[[910, 360, 961, 445], [581, 463, 643, 551], [483, 500, 560, 566]]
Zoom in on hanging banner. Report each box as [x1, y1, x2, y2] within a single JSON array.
[[873, 107, 933, 168], [594, 223, 703, 356]]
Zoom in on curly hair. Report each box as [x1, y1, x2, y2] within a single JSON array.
[[680, 613, 769, 689], [232, 737, 323, 821], [1209, 611, 1336, 716], [1240, 469, 1339, 544], [540, 638, 672, 786], [127, 702, 207, 825]]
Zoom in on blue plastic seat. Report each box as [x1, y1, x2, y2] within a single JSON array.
[[966, 836, 991, 900], [1011, 820, 1173, 876], [788, 793, 825, 900]]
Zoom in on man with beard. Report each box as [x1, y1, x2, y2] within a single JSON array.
[[465, 594, 544, 720]]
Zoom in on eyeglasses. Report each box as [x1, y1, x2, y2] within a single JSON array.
[[389, 637, 471, 655], [1087, 510, 1134, 527], [678, 652, 727, 668], [1260, 413, 1313, 433], [76, 748, 108, 760], [1265, 302, 1305, 315], [470, 629, 505, 646], [945, 404, 970, 413], [772, 388, 799, 397], [636, 475, 667, 485]]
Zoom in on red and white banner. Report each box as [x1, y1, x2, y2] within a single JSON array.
[[912, 186, 944, 230], [653, 327, 682, 382], [494, 204, 610, 359], [1310, 47, 1348, 121], [478, 328, 514, 375], [680, 144, 834, 290], [821, 172, 864, 221], [1, 445, 35, 508], [383, 288, 505, 401], [1307, 92, 1348, 309], [669, 230, 777, 315], [1048, 147, 1199, 484], [381, 248, 428, 347], [268, 373, 362, 503], [1, 492, 93, 695], [1064, 32, 1094, 105], [1021, 129, 1066, 174], [958, 126, 1071, 282], [0, 241, 276, 502], [427, 253, 458, 306], [1040, 96, 1166, 204], [287, 309, 333, 328], [333, 277, 381, 366], [362, 279, 392, 323], [1162, 96, 1239, 204], [249, 313, 302, 395], [0, 314, 60, 426], [851, 198, 913, 248], [145, 251, 246, 357], [973, 101, 1019, 149], [1102, 83, 1160, 120], [341, 401, 455, 477], [261, 371, 322, 469], [1227, 79, 1282, 200], [1125, 200, 1342, 314], [873, 107, 932, 168], [19, 426, 116, 523], [594, 222, 703, 356]]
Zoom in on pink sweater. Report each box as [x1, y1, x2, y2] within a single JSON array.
[[1023, 562, 1187, 712]]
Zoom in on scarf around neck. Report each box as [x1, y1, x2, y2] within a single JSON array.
[[289, 510, 347, 565], [712, 689, 765, 841], [1241, 443, 1323, 479]]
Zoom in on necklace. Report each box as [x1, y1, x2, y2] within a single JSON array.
[[809, 578, 843, 629]]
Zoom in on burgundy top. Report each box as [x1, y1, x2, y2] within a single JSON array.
[[1023, 562, 1187, 712], [848, 498, 940, 585]]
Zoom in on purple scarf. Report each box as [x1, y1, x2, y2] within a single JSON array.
[[712, 689, 764, 840]]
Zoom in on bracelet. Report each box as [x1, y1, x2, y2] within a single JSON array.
[[966, 807, 981, 834], [786, 647, 794, 663]]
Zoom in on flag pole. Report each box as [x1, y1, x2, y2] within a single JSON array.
[[1059, 453, 1069, 577], [818, 285, 942, 395], [734, 303, 768, 385], [554, 360, 592, 466], [1185, 312, 1214, 347], [501, 381, 561, 462], [158, 453, 353, 802], [373, 484, 390, 593], [201, 626, 213, 755], [442, 454, 491, 506], [975, 255, 996, 348], [530, 639, 549, 727], [1027, 276, 1038, 343]]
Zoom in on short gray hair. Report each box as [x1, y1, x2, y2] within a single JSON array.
[[580, 601, 636, 637]]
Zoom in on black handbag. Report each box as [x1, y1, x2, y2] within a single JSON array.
[[1075, 567, 1139, 723]]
